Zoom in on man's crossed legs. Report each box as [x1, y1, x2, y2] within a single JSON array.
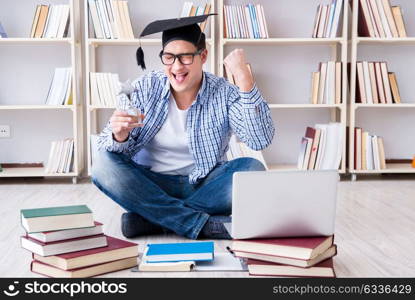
[[91, 150, 265, 240]]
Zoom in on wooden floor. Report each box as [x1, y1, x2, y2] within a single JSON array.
[[1, 174, 414, 277]]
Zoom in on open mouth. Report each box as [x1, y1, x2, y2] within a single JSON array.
[[172, 72, 188, 84]]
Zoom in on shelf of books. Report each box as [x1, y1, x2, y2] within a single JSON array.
[[223, 38, 344, 46], [357, 37, 415, 44], [0, 0, 83, 183], [219, 0, 348, 173], [84, 0, 216, 175], [349, 0, 415, 179]]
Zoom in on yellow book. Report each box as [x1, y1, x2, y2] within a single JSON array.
[[200, 4, 212, 32], [391, 6, 407, 37], [388, 72, 401, 104], [377, 137, 387, 169], [30, 5, 42, 38], [311, 72, 320, 105]]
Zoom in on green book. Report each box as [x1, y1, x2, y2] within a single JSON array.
[[0, 164, 2, 172], [21, 205, 94, 233], [21, 205, 91, 218]]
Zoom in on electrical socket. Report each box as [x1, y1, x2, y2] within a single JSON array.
[[0, 125, 10, 138]]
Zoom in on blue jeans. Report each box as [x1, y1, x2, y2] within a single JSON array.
[[91, 150, 265, 239]]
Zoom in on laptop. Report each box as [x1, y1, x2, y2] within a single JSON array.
[[225, 170, 339, 239]]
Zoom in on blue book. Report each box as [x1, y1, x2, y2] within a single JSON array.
[[247, 4, 257, 39], [326, 0, 336, 38], [144, 241, 214, 263], [250, 4, 260, 39], [0, 21, 7, 38]]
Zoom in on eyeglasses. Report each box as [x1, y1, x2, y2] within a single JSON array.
[[159, 49, 203, 65]]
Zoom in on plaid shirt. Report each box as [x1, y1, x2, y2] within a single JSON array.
[[97, 71, 275, 184]]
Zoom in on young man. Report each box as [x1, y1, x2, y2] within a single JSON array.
[[92, 15, 275, 240]]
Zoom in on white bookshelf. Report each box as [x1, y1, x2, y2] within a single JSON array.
[[223, 38, 345, 46], [0, 105, 75, 111], [84, 0, 216, 175], [0, 38, 72, 45], [0, 0, 83, 183], [349, 0, 415, 180], [218, 0, 349, 173]]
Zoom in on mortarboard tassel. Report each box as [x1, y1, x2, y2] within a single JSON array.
[[136, 46, 146, 70]]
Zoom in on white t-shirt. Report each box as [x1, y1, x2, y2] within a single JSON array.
[[135, 94, 195, 175]]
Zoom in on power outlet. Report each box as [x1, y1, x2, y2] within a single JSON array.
[[0, 125, 10, 138]]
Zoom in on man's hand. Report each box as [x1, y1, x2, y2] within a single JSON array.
[[110, 110, 144, 142], [224, 49, 254, 92]]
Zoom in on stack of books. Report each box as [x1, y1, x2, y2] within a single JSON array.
[[223, 4, 269, 39], [45, 138, 75, 174], [88, 0, 134, 39], [297, 123, 344, 170], [0, 21, 7, 38], [90, 72, 120, 107], [30, 4, 70, 38], [356, 61, 401, 104], [180, 2, 211, 32], [354, 128, 387, 170], [358, 0, 407, 38], [138, 241, 214, 272], [231, 236, 337, 277], [20, 205, 138, 277], [45, 67, 72, 106], [312, 0, 344, 38], [310, 61, 343, 104]]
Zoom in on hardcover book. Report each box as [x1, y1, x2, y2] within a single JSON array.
[[247, 258, 336, 277], [234, 245, 337, 268], [31, 257, 137, 278], [21, 234, 107, 257], [144, 241, 214, 263], [231, 236, 334, 260], [21, 205, 94, 233], [28, 221, 103, 243], [32, 235, 138, 270]]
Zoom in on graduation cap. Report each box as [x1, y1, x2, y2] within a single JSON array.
[[136, 14, 216, 70]]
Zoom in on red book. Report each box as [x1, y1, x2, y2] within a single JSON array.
[[231, 236, 334, 260], [21, 234, 107, 256], [247, 258, 336, 278], [234, 245, 337, 268], [31, 257, 138, 278], [27, 221, 103, 243], [305, 127, 321, 170], [32, 236, 139, 270]]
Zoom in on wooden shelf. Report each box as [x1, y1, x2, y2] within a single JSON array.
[[0, 38, 72, 45], [268, 164, 346, 174], [269, 104, 343, 109], [89, 38, 213, 47], [0, 105, 75, 110], [0, 167, 77, 178], [354, 103, 415, 108], [222, 38, 344, 46], [357, 37, 415, 45], [351, 163, 415, 174], [89, 106, 116, 111]]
